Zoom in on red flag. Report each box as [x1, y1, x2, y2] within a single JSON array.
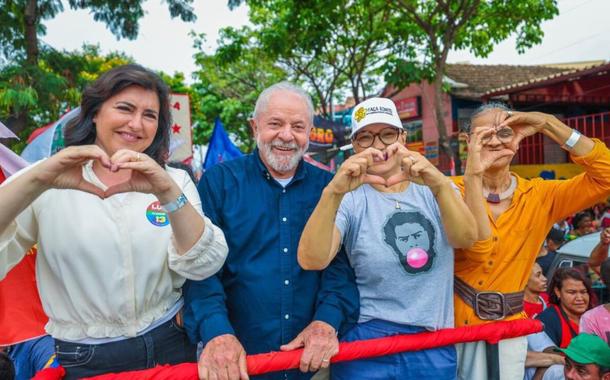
[[0, 247, 49, 345]]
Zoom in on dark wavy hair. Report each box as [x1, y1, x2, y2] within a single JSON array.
[[64, 64, 171, 165], [548, 267, 593, 309]]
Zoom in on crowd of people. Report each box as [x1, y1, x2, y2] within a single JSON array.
[[1, 63, 610, 380]]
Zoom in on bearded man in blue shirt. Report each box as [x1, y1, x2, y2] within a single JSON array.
[[184, 82, 359, 380]]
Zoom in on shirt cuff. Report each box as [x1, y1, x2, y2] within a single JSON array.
[[168, 217, 228, 281], [313, 303, 343, 333], [200, 313, 235, 346], [571, 138, 606, 165]]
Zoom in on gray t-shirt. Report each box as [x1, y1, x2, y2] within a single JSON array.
[[335, 183, 454, 330]]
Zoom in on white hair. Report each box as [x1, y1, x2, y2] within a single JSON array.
[[463, 101, 514, 133], [253, 81, 314, 124]]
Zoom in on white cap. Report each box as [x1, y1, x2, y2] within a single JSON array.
[[350, 97, 402, 138]]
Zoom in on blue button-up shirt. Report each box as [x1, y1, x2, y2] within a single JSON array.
[[184, 150, 359, 380]]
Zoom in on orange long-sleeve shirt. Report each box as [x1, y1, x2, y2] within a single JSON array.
[[452, 139, 610, 327]]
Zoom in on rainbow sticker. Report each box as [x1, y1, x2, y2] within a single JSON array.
[[146, 201, 170, 227]]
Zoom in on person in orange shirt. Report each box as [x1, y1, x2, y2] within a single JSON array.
[[453, 103, 610, 380]]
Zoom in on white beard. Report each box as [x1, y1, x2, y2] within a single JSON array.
[[257, 137, 308, 174]]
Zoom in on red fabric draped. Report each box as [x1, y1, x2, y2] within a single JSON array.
[[0, 248, 48, 346], [33, 318, 542, 380]]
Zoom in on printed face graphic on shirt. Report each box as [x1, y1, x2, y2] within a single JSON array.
[[383, 211, 436, 274]]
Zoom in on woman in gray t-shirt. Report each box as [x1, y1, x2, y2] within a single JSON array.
[[298, 97, 492, 379]]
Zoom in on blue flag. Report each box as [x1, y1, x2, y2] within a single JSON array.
[[203, 117, 243, 170]]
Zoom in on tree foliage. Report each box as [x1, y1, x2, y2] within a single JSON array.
[[188, 32, 287, 152], [389, 0, 559, 158]]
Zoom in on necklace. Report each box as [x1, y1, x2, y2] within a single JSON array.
[[483, 175, 517, 204]]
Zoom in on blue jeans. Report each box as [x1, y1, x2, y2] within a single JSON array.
[[8, 335, 55, 380], [54, 317, 196, 380], [331, 319, 457, 380]]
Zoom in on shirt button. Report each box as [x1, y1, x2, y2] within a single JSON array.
[[282, 189, 286, 193], [478, 280, 483, 286], [488, 260, 493, 266], [282, 217, 287, 222], [492, 236, 498, 242], [283, 248, 288, 253], [284, 280, 290, 285], [284, 314, 290, 320]]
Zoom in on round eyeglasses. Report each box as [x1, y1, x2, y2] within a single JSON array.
[[353, 127, 402, 148], [475, 127, 514, 144]]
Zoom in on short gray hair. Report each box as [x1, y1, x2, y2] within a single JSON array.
[[462, 101, 514, 133], [253, 81, 314, 124]]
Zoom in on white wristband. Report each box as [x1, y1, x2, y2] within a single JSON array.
[[161, 193, 188, 213], [562, 129, 581, 150]]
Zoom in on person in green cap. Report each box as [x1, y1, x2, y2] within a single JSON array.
[[558, 333, 610, 380]]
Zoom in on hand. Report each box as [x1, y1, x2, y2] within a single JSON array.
[[280, 320, 338, 373], [326, 148, 386, 194], [497, 111, 554, 151], [465, 127, 514, 176], [104, 149, 178, 201], [385, 143, 450, 193], [34, 145, 110, 198], [601, 228, 610, 245], [198, 334, 249, 380]]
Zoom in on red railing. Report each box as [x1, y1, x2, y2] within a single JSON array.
[[517, 112, 610, 165]]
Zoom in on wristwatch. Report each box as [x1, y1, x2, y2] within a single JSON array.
[[161, 193, 188, 213], [561, 129, 582, 150]]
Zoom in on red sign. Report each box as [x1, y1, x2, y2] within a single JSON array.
[[394, 97, 420, 119]]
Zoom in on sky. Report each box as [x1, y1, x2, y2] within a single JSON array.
[[42, 0, 610, 81]]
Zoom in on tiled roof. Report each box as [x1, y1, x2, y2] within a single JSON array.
[[445, 63, 567, 99]]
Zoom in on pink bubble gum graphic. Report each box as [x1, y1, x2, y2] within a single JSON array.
[[405, 248, 428, 268]]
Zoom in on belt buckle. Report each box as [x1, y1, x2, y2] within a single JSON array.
[[475, 291, 506, 320]]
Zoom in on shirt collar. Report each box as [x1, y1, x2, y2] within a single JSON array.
[[252, 147, 308, 185]]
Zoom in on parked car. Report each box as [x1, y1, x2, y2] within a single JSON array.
[[554, 231, 608, 303]]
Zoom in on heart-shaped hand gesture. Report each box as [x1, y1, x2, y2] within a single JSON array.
[[498, 111, 552, 152], [385, 143, 449, 192], [35, 145, 110, 198], [326, 148, 386, 195], [104, 149, 176, 200], [465, 127, 515, 176]]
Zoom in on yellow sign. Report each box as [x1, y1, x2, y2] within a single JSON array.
[[510, 163, 583, 180]]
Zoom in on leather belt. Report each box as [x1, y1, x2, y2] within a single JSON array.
[[454, 276, 524, 320]]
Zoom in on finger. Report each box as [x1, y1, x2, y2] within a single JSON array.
[[344, 163, 362, 178], [308, 347, 325, 372], [472, 127, 494, 145], [299, 347, 313, 373], [218, 367, 229, 380], [209, 369, 219, 380], [104, 181, 132, 198], [280, 335, 304, 351], [199, 365, 209, 380], [385, 142, 407, 158], [359, 147, 385, 163], [362, 174, 386, 186], [115, 160, 153, 173], [238, 352, 249, 380], [227, 362, 240, 380], [386, 172, 409, 187], [75, 179, 105, 199], [64, 146, 111, 168]]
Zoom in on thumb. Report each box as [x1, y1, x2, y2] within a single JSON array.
[[239, 351, 250, 380], [280, 334, 304, 351], [363, 174, 386, 186], [104, 181, 132, 198]]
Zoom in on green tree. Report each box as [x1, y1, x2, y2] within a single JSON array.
[[0, 44, 131, 152], [189, 32, 287, 152], [389, 0, 559, 159], [0, 0, 196, 137], [226, 0, 415, 118]]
